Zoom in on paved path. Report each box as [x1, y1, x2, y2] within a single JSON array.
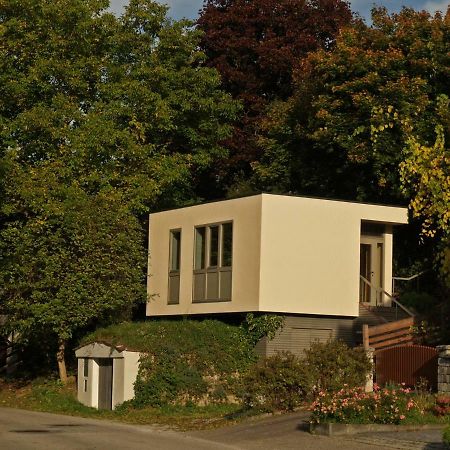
[[0, 407, 446, 450]]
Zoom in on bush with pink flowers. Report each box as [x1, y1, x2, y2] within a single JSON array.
[[310, 384, 423, 424]]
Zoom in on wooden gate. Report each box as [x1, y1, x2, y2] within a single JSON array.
[[375, 345, 438, 390]]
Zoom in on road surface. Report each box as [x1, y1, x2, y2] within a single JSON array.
[[0, 407, 446, 449]]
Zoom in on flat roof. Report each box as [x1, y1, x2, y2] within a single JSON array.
[[150, 192, 408, 215]]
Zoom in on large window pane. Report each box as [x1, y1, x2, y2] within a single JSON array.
[[194, 227, 206, 270], [209, 226, 219, 267], [170, 230, 181, 271], [221, 222, 233, 267]]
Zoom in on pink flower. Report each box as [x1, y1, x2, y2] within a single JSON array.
[[400, 415, 405, 420]]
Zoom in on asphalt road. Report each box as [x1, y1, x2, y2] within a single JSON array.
[[0, 407, 446, 450], [0, 408, 234, 450]]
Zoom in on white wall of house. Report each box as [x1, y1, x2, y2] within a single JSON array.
[[147, 195, 262, 316], [146, 194, 407, 318], [258, 195, 406, 317]]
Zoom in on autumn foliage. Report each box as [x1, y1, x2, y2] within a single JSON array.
[[198, 0, 353, 189]]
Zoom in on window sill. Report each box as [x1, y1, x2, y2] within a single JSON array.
[[192, 298, 232, 304]]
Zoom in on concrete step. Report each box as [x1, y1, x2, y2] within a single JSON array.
[[353, 303, 413, 345]]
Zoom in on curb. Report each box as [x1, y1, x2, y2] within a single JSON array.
[[309, 421, 447, 436]]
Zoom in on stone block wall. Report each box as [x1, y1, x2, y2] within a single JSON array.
[[437, 345, 450, 394]]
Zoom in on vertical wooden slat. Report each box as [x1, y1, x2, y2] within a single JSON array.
[[375, 345, 438, 390]]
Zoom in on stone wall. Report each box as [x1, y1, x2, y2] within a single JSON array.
[[437, 345, 450, 394]]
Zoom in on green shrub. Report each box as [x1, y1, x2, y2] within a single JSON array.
[[239, 352, 314, 412], [239, 340, 371, 412], [304, 340, 372, 392], [311, 385, 422, 424], [242, 313, 284, 346], [82, 320, 256, 407], [443, 425, 450, 447]]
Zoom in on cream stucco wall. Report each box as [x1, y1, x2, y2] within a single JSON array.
[[146, 194, 407, 318], [147, 195, 262, 316], [122, 351, 141, 403], [258, 195, 407, 316]]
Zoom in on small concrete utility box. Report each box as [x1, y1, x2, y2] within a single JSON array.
[[75, 342, 140, 410]]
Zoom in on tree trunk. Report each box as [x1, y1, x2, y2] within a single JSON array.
[[57, 338, 67, 384]]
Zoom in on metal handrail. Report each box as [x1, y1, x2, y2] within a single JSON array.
[[359, 275, 415, 318], [392, 271, 428, 281], [392, 270, 429, 294]]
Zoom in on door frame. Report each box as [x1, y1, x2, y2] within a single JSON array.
[[360, 235, 384, 305]]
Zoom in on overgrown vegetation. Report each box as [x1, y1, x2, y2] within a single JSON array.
[[82, 319, 258, 407], [240, 341, 371, 412]]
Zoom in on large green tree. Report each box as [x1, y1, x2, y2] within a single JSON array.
[[0, 0, 239, 380], [254, 7, 449, 203]]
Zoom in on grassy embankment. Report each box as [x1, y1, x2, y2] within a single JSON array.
[[0, 376, 246, 430]]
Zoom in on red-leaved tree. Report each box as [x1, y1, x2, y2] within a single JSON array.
[[198, 0, 354, 192]]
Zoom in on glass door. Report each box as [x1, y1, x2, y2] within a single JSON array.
[[360, 236, 384, 305]]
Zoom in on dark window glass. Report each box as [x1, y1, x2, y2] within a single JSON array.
[[170, 230, 181, 271], [221, 223, 233, 267], [194, 227, 206, 270], [209, 226, 219, 267], [83, 358, 89, 377]]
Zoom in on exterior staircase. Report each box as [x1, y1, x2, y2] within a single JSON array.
[[354, 303, 414, 347]]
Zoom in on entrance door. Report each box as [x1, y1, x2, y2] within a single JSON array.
[[97, 359, 113, 410], [360, 236, 383, 305]]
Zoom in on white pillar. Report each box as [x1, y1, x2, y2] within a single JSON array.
[[365, 347, 375, 392], [382, 225, 393, 305]]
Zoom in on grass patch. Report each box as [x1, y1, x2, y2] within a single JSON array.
[[0, 376, 247, 430]]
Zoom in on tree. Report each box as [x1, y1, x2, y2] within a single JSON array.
[[399, 95, 450, 282], [197, 0, 353, 193], [0, 0, 239, 381], [254, 7, 450, 203], [0, 165, 146, 382]]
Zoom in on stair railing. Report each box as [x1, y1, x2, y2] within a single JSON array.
[[359, 275, 415, 320], [392, 270, 429, 295]]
